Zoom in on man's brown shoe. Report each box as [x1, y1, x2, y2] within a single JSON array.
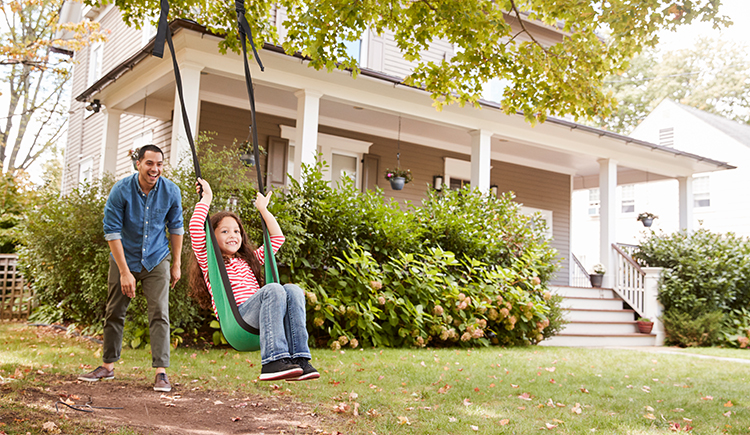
[[78, 366, 115, 382], [154, 373, 172, 392]]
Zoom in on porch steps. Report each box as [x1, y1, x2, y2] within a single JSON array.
[[540, 286, 656, 347]]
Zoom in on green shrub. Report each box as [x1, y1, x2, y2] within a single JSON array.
[[19, 175, 202, 340], [718, 308, 750, 349], [305, 243, 560, 348], [636, 229, 750, 315], [661, 310, 723, 347]]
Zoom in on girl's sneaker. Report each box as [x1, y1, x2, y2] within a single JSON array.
[[287, 358, 320, 381], [259, 358, 303, 381]]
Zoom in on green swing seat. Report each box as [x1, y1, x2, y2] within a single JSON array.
[[155, 0, 275, 352]]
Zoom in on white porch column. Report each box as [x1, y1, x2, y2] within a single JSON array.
[[598, 159, 617, 288], [169, 61, 203, 167], [678, 176, 694, 233], [98, 107, 122, 178], [643, 267, 665, 345], [469, 129, 492, 194], [293, 89, 322, 184]]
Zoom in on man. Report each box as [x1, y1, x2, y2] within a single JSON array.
[[78, 144, 183, 392]]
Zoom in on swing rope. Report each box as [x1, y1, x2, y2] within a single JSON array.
[[153, 0, 277, 350]]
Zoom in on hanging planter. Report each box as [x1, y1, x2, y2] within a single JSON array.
[[637, 212, 658, 227], [128, 148, 140, 170], [384, 168, 412, 191]]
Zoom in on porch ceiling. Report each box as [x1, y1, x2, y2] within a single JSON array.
[[84, 21, 734, 186]]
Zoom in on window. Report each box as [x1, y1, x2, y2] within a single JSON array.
[[621, 184, 635, 214], [694, 176, 710, 208], [588, 188, 600, 216], [141, 20, 157, 47], [79, 157, 93, 184], [343, 39, 361, 64], [88, 42, 103, 86], [520, 206, 553, 240], [449, 178, 470, 190], [280, 126, 372, 189]]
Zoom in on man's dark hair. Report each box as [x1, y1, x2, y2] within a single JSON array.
[[136, 144, 164, 161]]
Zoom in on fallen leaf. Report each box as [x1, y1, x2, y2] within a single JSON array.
[[546, 367, 556, 372], [643, 413, 656, 420], [470, 425, 479, 431], [723, 411, 731, 417], [518, 392, 532, 401], [449, 417, 457, 423], [511, 384, 519, 388], [571, 403, 582, 414], [544, 423, 558, 430], [724, 400, 733, 407], [645, 406, 654, 412], [580, 387, 589, 393], [499, 419, 509, 425], [671, 408, 684, 412], [701, 395, 713, 401], [231, 417, 242, 422], [463, 398, 472, 406], [398, 416, 411, 425], [350, 392, 359, 401]]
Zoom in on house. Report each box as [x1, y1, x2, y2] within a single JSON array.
[[60, 6, 734, 346], [572, 99, 750, 268]]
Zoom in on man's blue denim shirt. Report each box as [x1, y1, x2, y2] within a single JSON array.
[[103, 173, 184, 272]]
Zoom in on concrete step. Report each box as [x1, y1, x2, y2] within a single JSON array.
[[560, 297, 625, 310], [552, 286, 616, 299], [564, 308, 636, 322], [560, 321, 638, 335], [540, 333, 656, 347]]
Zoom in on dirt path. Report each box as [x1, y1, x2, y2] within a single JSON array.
[[18, 373, 333, 434]]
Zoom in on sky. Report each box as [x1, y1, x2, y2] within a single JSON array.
[[657, 0, 750, 51]]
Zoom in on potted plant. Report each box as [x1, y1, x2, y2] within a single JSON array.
[[637, 212, 658, 227], [589, 263, 605, 288], [384, 167, 413, 190], [128, 148, 140, 170], [636, 317, 654, 334]]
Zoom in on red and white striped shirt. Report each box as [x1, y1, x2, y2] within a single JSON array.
[[189, 202, 284, 318]]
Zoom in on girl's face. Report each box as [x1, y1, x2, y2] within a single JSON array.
[[215, 216, 242, 256]]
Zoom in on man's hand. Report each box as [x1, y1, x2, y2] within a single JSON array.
[[170, 263, 181, 288], [120, 271, 136, 298]]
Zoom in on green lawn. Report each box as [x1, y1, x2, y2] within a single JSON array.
[[2, 323, 750, 434]]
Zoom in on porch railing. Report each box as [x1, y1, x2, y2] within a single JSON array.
[[0, 254, 32, 321], [571, 253, 592, 288], [615, 243, 641, 260], [611, 243, 646, 318]]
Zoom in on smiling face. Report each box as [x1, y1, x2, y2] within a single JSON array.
[[215, 216, 243, 257], [136, 150, 164, 193]]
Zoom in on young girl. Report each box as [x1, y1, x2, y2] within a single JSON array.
[[189, 178, 318, 381]]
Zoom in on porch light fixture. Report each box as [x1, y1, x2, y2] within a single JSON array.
[[433, 175, 443, 190], [85, 99, 101, 113], [490, 185, 498, 197]]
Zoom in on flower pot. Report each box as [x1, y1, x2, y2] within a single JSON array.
[[389, 176, 406, 190], [636, 321, 654, 334], [641, 217, 653, 227], [589, 273, 603, 288]]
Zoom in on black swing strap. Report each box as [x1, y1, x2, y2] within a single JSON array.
[[153, 0, 261, 335]]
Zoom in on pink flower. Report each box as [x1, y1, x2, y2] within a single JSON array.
[[461, 332, 471, 342], [433, 305, 444, 316]]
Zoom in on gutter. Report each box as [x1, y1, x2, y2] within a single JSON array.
[[75, 20, 734, 171]]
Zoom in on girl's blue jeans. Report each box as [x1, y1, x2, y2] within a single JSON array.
[[238, 283, 312, 365]]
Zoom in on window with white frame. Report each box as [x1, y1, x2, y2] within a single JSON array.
[[621, 184, 635, 214], [141, 19, 157, 47], [88, 42, 103, 86], [79, 157, 93, 184], [694, 176, 710, 208], [520, 206, 553, 240], [588, 188, 600, 216], [444, 158, 473, 191], [281, 126, 372, 189]]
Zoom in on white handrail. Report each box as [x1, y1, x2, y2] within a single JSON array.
[[611, 244, 646, 318], [571, 253, 592, 288]]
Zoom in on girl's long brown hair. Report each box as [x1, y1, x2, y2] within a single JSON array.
[[189, 211, 263, 310]]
